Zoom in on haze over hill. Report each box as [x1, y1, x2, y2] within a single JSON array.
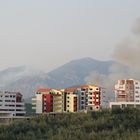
[[0, 57, 129, 101]]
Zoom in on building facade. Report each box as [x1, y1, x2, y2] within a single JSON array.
[[64, 88, 78, 113], [114, 79, 134, 102], [32, 88, 63, 114], [134, 80, 140, 103], [78, 85, 101, 111], [110, 79, 140, 109], [0, 91, 26, 117], [32, 84, 101, 114]]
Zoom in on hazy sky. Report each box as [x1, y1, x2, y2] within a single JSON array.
[[0, 0, 140, 72]]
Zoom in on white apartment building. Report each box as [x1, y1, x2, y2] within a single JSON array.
[[110, 79, 140, 109], [0, 91, 26, 117], [134, 80, 140, 103], [114, 79, 134, 102]]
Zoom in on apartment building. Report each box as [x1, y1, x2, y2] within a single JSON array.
[[32, 84, 102, 114], [78, 85, 101, 111], [134, 80, 140, 103], [64, 88, 78, 113], [114, 79, 134, 102], [110, 79, 140, 109], [0, 91, 26, 117], [32, 88, 63, 114]]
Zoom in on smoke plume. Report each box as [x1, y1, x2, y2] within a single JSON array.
[[86, 18, 140, 104], [113, 18, 140, 73]]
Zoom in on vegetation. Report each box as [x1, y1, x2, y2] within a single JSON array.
[[0, 108, 140, 140]]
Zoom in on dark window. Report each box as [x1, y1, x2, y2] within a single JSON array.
[[90, 107, 93, 110]]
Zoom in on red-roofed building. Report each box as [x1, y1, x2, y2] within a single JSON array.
[[32, 88, 63, 114]]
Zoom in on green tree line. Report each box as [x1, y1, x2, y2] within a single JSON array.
[[0, 108, 140, 140]]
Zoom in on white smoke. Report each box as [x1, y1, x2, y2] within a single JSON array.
[[113, 18, 140, 73], [86, 18, 140, 104]]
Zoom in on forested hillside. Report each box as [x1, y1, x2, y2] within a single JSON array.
[[0, 108, 140, 140]]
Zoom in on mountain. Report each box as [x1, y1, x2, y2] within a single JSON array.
[[47, 57, 114, 88], [0, 57, 123, 98], [0, 66, 43, 88], [0, 66, 45, 97]]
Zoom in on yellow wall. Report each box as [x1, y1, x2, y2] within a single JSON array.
[[66, 94, 78, 113]]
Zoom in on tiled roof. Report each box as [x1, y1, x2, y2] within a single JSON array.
[[37, 88, 52, 93], [64, 87, 77, 93]]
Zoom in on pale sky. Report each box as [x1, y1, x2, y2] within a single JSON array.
[[0, 0, 140, 72]]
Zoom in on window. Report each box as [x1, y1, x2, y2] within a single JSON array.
[[11, 105, 16, 107], [82, 88, 86, 91], [90, 107, 93, 110], [81, 101, 84, 104], [9, 109, 15, 111], [36, 92, 41, 94], [67, 105, 69, 107], [5, 100, 10, 102]]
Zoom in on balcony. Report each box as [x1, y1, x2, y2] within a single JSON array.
[[53, 99, 62, 102], [53, 108, 62, 112], [115, 85, 126, 91], [32, 97, 36, 101], [53, 106, 62, 110], [53, 100, 62, 104], [32, 102, 36, 105]]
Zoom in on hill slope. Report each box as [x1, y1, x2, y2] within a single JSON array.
[[0, 58, 122, 98], [47, 57, 114, 88]]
